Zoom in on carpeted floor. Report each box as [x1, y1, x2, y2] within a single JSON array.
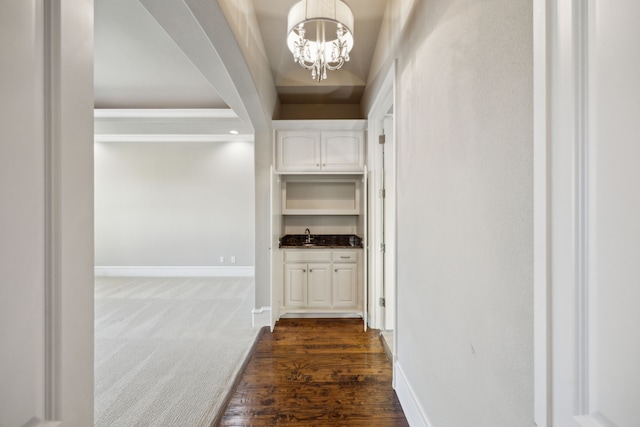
[[94, 276, 260, 427]]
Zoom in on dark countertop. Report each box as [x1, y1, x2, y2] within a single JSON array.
[[279, 234, 363, 249]]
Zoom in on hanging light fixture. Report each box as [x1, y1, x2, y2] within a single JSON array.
[[286, 0, 354, 82]]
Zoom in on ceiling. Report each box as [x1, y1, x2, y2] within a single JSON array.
[[253, 0, 388, 105], [94, 0, 387, 132]]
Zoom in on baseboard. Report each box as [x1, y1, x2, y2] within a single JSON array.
[[252, 306, 271, 328], [394, 362, 434, 427], [22, 417, 62, 427], [94, 266, 255, 277]]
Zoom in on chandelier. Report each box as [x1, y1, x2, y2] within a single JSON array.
[[286, 0, 354, 82]]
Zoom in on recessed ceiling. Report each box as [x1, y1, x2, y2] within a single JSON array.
[[94, 0, 227, 109], [253, 0, 388, 105], [94, 0, 388, 121]]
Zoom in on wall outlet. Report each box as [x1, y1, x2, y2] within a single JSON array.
[[219, 256, 224, 263], [231, 256, 236, 263]]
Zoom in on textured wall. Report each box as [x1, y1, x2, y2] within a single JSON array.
[[95, 140, 255, 267], [366, 0, 533, 425]]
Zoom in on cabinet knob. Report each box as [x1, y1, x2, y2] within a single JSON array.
[[303, 269, 306, 273], [316, 163, 319, 167], [309, 269, 313, 273], [335, 269, 338, 272]]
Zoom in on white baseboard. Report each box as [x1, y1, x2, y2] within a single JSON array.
[[395, 361, 434, 427], [22, 417, 62, 427], [94, 266, 255, 277], [252, 306, 271, 328]]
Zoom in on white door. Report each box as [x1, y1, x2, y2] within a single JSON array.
[[382, 114, 396, 331], [307, 263, 331, 307], [537, 1, 640, 425], [283, 263, 307, 308], [367, 65, 396, 333], [321, 131, 364, 172], [333, 264, 358, 307], [276, 130, 321, 172], [270, 166, 282, 329]]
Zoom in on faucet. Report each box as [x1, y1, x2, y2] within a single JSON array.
[[305, 228, 311, 243]]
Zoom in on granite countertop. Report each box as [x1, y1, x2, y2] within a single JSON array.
[[279, 234, 363, 249]]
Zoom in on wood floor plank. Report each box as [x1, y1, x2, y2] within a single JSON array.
[[217, 318, 408, 426]]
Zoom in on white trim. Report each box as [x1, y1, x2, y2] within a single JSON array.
[[533, 0, 550, 425], [394, 362, 434, 427], [93, 108, 238, 119], [272, 119, 367, 131], [94, 134, 253, 143], [43, 0, 61, 419], [251, 306, 271, 328], [22, 417, 62, 427], [94, 266, 255, 277], [574, 414, 616, 427], [574, 0, 592, 416], [366, 62, 396, 332]]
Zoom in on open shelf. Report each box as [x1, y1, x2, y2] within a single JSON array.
[[282, 178, 360, 215]]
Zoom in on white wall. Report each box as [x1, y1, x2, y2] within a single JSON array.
[[95, 140, 255, 268], [0, 0, 94, 425], [365, 1, 533, 425]]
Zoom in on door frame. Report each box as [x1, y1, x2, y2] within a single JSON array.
[[367, 64, 396, 333], [533, 1, 628, 426]]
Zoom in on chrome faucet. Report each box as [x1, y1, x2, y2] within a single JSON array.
[[305, 228, 311, 243]]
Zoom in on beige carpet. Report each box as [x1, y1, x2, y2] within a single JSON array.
[[94, 276, 260, 427]]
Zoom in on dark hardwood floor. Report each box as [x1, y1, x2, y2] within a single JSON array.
[[217, 318, 409, 426]]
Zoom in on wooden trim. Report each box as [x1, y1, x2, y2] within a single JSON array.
[[208, 326, 268, 427]]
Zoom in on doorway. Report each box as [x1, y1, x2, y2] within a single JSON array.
[[368, 65, 396, 359]]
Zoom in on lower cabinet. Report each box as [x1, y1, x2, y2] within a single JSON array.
[[282, 249, 361, 313], [283, 262, 331, 308], [333, 264, 357, 307]]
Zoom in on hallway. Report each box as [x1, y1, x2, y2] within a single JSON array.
[[219, 318, 408, 426]]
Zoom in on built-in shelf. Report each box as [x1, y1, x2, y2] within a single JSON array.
[[282, 178, 360, 215]]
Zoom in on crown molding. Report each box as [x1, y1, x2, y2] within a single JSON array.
[[94, 108, 238, 119], [94, 133, 253, 143]]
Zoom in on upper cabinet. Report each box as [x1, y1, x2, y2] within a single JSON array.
[[274, 120, 366, 174]]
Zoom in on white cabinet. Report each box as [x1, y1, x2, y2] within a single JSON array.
[[307, 264, 332, 307], [282, 249, 361, 313], [332, 250, 358, 307], [321, 131, 364, 172], [283, 263, 307, 308], [274, 120, 366, 173], [283, 262, 331, 308], [333, 264, 358, 307], [276, 130, 321, 172]]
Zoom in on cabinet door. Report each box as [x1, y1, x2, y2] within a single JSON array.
[[307, 263, 331, 307], [284, 263, 307, 308], [321, 131, 364, 172], [277, 130, 321, 172], [333, 264, 358, 307]]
